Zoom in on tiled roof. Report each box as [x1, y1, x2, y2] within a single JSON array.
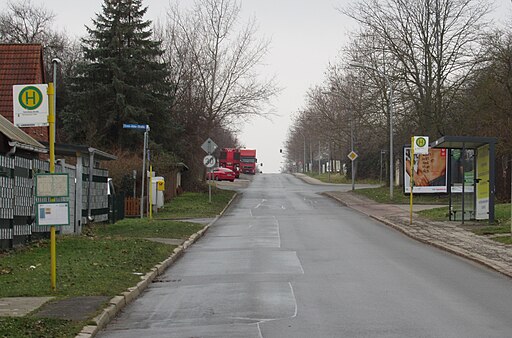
[[0, 44, 45, 122], [0, 113, 46, 152]]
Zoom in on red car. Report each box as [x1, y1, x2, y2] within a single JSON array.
[[207, 167, 236, 182]]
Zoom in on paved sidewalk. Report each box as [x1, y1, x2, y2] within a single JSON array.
[[294, 172, 512, 279]]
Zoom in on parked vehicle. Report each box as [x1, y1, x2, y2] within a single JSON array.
[[219, 148, 240, 178], [240, 148, 257, 174], [207, 167, 236, 182]]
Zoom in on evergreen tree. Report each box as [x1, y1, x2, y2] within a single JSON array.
[[63, 0, 171, 149]]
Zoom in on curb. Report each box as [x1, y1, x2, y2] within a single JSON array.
[[75, 192, 238, 338], [369, 214, 512, 280], [324, 192, 512, 280]]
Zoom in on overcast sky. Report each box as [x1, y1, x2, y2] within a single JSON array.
[[3, 0, 511, 172]]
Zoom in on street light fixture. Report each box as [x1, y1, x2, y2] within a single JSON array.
[[349, 62, 394, 200]]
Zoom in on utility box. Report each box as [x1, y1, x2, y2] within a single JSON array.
[[151, 176, 165, 209]]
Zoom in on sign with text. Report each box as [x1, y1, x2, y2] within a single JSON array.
[[13, 84, 49, 127], [35, 173, 69, 197], [475, 144, 490, 220], [123, 123, 148, 130], [36, 202, 70, 226], [404, 147, 448, 193], [413, 136, 429, 155]]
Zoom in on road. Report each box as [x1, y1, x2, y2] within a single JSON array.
[[99, 173, 512, 338]]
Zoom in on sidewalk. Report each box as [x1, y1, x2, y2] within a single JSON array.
[[295, 173, 512, 279]]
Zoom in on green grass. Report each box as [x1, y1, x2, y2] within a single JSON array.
[[0, 189, 236, 337], [0, 317, 84, 338], [0, 235, 174, 298], [91, 218, 203, 239], [416, 202, 512, 244], [305, 172, 380, 185], [493, 236, 512, 244], [416, 206, 450, 221], [350, 185, 512, 244], [354, 185, 450, 205], [155, 189, 235, 219]]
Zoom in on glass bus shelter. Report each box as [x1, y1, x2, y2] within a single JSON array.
[[430, 136, 497, 224]]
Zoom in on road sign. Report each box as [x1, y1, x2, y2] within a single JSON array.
[[413, 136, 429, 154], [123, 123, 148, 130], [203, 155, 216, 168], [13, 84, 49, 127], [347, 151, 358, 161], [201, 138, 218, 154]]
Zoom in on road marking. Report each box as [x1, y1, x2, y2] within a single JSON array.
[[255, 282, 299, 337]]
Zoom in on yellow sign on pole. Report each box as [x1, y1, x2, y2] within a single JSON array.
[[157, 180, 165, 191]]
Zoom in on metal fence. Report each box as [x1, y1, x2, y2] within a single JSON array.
[[0, 153, 111, 250]]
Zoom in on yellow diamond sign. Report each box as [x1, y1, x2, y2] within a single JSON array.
[[347, 151, 358, 161]]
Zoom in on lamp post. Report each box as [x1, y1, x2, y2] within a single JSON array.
[[299, 132, 306, 173], [323, 91, 356, 190], [349, 62, 394, 200]]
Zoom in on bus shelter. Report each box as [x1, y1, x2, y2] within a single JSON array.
[[431, 136, 496, 224]]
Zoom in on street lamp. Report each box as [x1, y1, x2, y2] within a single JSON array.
[[349, 62, 394, 200], [323, 91, 356, 191], [299, 131, 306, 173]]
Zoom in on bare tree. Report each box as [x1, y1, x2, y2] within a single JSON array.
[[342, 0, 491, 137], [0, 0, 56, 43], [163, 0, 278, 133]]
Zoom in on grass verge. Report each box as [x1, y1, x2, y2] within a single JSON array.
[[305, 172, 379, 185], [414, 200, 512, 244], [154, 188, 235, 219], [0, 189, 235, 337], [352, 185, 512, 244], [354, 185, 450, 205]]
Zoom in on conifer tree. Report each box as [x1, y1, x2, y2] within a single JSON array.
[[64, 0, 171, 149]]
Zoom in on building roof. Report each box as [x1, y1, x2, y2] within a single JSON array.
[[0, 113, 46, 153], [40, 142, 117, 161], [0, 44, 45, 122]]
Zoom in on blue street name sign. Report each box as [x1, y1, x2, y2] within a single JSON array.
[[123, 123, 148, 130]]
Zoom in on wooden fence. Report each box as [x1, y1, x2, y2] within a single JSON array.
[[124, 197, 141, 217]]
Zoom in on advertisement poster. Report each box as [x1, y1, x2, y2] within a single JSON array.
[[404, 147, 448, 193], [475, 144, 489, 220]]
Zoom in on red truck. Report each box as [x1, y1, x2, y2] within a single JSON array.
[[219, 148, 240, 178], [240, 149, 257, 174]]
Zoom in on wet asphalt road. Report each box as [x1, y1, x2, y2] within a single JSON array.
[[99, 173, 512, 338]]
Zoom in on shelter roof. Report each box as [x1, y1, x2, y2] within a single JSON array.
[[41, 142, 117, 161], [430, 136, 497, 149], [0, 113, 46, 153]]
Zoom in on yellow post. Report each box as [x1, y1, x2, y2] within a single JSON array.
[[47, 83, 57, 291], [149, 164, 153, 220], [409, 136, 414, 225]]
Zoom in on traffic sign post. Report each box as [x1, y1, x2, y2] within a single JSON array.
[[202, 138, 218, 154], [202, 138, 217, 203], [123, 124, 150, 218], [409, 136, 428, 224], [203, 155, 216, 168], [347, 150, 358, 191]]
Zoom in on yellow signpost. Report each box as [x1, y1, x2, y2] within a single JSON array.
[[409, 137, 415, 225], [410, 136, 429, 225], [47, 82, 57, 291]]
